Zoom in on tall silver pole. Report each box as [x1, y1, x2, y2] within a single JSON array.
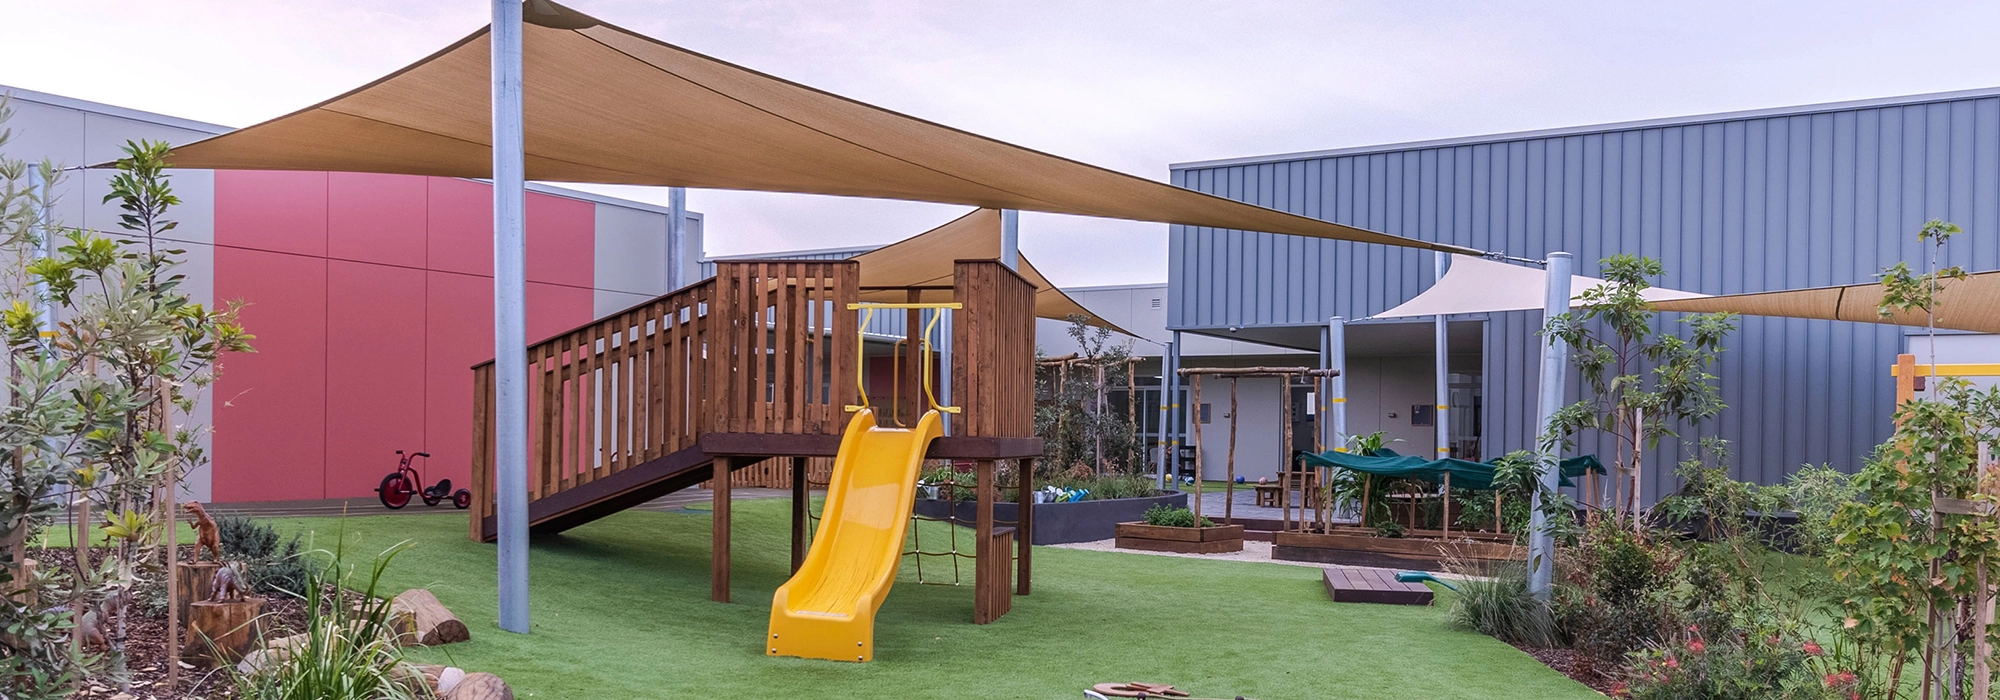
[[938, 309, 952, 435], [1433, 252, 1451, 461], [491, 0, 531, 634], [999, 209, 1020, 270], [27, 169, 53, 337], [1527, 252, 1573, 600], [1156, 339, 1175, 489], [1327, 317, 1347, 452], [1168, 330, 1184, 487], [666, 186, 688, 289]]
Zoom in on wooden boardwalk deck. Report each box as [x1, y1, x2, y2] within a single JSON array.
[[1321, 567, 1434, 606]]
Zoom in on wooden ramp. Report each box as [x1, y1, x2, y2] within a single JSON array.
[[1322, 568, 1434, 606]]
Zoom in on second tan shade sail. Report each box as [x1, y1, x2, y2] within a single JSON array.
[[161, 0, 1480, 256]]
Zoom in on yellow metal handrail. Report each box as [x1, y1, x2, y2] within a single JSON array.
[[846, 302, 963, 416]]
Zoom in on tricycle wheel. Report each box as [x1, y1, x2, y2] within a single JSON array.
[[378, 473, 412, 509], [453, 489, 472, 510]]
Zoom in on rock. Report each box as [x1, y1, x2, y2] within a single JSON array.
[[444, 672, 512, 700], [438, 667, 467, 694]]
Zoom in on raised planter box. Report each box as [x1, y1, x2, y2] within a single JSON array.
[[1113, 522, 1245, 553], [1272, 531, 1525, 573], [912, 491, 1186, 545]]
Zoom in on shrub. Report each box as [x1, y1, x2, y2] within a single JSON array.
[[1555, 516, 1677, 668], [1620, 630, 1846, 700], [1781, 464, 1854, 557], [216, 515, 309, 595], [1141, 504, 1213, 528], [228, 539, 420, 700], [1446, 563, 1554, 647]]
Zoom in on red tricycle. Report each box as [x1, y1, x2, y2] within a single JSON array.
[[376, 450, 471, 510]]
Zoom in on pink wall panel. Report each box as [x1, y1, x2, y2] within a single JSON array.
[[422, 273, 592, 493], [213, 247, 327, 502], [215, 169, 604, 504], [425, 177, 492, 277], [215, 170, 327, 256], [526, 192, 594, 287], [422, 272, 492, 498], [329, 173, 427, 267], [324, 261, 428, 499]]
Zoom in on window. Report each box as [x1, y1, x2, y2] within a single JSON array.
[[1199, 403, 1212, 424]]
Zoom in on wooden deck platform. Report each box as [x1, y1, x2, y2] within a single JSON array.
[[1321, 568, 1434, 606]]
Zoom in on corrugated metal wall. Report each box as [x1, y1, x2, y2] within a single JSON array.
[[1170, 92, 2000, 500]]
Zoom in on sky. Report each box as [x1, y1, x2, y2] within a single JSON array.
[[8, 1, 2000, 287]]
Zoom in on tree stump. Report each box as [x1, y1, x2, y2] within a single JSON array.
[[8, 559, 35, 605], [444, 672, 512, 700], [186, 597, 264, 667], [390, 589, 470, 646], [175, 561, 220, 622]]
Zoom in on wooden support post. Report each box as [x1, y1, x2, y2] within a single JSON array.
[[1361, 477, 1372, 529], [1191, 375, 1203, 523], [711, 457, 732, 603], [973, 459, 998, 624], [1279, 377, 1293, 532], [1442, 472, 1452, 539], [1495, 493, 1504, 534], [1017, 458, 1033, 596], [790, 457, 808, 574], [1896, 353, 1917, 406], [1225, 378, 1237, 525], [1977, 555, 1992, 700]]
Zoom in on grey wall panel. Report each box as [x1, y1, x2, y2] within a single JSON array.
[[1171, 91, 2000, 500]]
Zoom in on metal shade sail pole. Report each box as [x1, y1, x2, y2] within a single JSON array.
[[1434, 252, 1450, 461], [999, 209, 1020, 270], [667, 186, 689, 289], [491, 0, 531, 634], [1327, 317, 1347, 452], [1156, 339, 1175, 489], [1527, 252, 1573, 600]]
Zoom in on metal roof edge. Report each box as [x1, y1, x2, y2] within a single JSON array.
[[0, 84, 233, 135], [1171, 85, 2000, 171], [705, 243, 882, 260]]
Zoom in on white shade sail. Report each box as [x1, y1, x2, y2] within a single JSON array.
[[1371, 254, 1705, 320]]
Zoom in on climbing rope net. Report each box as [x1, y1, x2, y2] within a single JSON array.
[[800, 461, 1023, 587]]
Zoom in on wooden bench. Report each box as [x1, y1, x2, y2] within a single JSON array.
[[1321, 567, 1434, 606], [1253, 483, 1282, 508]]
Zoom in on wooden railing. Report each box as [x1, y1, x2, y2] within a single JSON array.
[[468, 261, 858, 536]]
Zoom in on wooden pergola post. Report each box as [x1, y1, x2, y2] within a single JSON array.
[[1225, 378, 1237, 525], [1190, 374, 1204, 523]]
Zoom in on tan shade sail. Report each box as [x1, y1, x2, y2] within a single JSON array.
[[160, 1, 1478, 256], [1372, 254, 1704, 319], [848, 209, 1135, 337], [1649, 271, 2000, 334]]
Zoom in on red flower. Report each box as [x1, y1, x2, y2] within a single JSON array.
[[1610, 681, 1629, 697], [1688, 639, 1705, 654], [1824, 670, 1857, 688], [1663, 656, 1680, 669], [1803, 640, 1824, 656]]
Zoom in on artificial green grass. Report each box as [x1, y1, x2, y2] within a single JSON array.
[[265, 500, 1598, 699]]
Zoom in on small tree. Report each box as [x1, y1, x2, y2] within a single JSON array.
[[1827, 219, 1997, 699], [33, 140, 253, 689], [1033, 316, 1142, 478], [1546, 255, 1736, 526]]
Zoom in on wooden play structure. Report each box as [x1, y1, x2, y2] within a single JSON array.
[[466, 257, 1042, 637]]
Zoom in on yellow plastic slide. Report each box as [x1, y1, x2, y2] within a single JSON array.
[[767, 407, 941, 662]]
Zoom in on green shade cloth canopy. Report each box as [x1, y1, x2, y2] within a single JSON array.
[[1297, 448, 1604, 491]]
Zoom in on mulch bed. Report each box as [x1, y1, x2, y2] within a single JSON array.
[[26, 545, 310, 700], [1511, 642, 1620, 696]]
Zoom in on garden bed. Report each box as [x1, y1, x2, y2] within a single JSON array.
[[912, 491, 1186, 545], [1270, 531, 1524, 572], [1112, 522, 1245, 553]]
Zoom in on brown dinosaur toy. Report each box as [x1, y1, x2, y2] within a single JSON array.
[[183, 501, 221, 562], [210, 561, 248, 602]]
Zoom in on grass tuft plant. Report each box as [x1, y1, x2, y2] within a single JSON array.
[[1445, 562, 1554, 648], [226, 533, 426, 700]]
